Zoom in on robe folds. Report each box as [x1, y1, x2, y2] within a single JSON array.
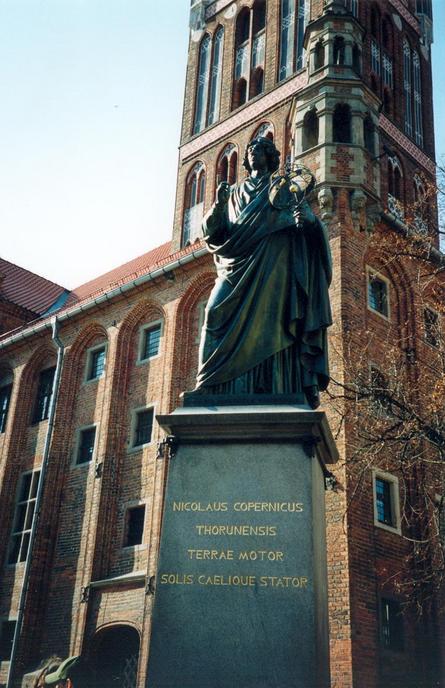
[[196, 173, 332, 395]]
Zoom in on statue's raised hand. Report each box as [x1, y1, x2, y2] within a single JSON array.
[[216, 181, 230, 207]]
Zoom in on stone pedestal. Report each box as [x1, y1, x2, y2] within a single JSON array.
[[146, 405, 338, 688]]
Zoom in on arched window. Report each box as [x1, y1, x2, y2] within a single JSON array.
[[207, 27, 224, 126], [250, 0, 266, 98], [252, 121, 274, 141], [413, 51, 423, 147], [217, 144, 238, 186], [363, 116, 375, 156], [302, 109, 319, 151], [193, 34, 212, 135], [183, 162, 206, 246], [333, 36, 345, 65], [403, 39, 413, 138], [278, 0, 306, 82], [387, 156, 404, 220], [89, 626, 140, 688], [314, 40, 324, 70], [193, 29, 225, 134], [333, 104, 351, 143], [0, 370, 13, 434], [232, 2, 266, 109]]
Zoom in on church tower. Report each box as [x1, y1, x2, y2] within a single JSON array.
[[171, 1, 442, 686]]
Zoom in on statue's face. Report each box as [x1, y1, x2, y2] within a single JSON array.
[[247, 142, 268, 172]]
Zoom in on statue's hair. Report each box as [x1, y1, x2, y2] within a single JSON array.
[[243, 136, 280, 173]]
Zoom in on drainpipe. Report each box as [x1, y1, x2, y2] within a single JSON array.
[[6, 316, 65, 688]]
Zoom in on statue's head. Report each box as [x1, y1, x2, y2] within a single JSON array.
[[243, 136, 280, 174]]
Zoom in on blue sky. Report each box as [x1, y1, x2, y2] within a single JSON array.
[[0, 1, 443, 289]]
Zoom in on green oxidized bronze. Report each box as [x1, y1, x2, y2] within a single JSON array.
[[195, 137, 332, 409]]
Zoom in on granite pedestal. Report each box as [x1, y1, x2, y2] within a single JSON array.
[[146, 405, 338, 688]]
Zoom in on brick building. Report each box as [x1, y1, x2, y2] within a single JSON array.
[[0, 0, 443, 687]]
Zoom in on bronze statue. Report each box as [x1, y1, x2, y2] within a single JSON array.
[[195, 137, 332, 409]]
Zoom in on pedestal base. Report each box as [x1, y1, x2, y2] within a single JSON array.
[[146, 406, 338, 688]]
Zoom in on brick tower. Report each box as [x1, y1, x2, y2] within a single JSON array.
[[0, 2, 443, 688]]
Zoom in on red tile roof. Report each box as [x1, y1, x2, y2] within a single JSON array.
[[70, 241, 173, 302], [0, 257, 68, 315]]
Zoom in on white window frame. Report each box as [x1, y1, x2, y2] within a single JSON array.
[[366, 267, 391, 321], [84, 342, 108, 383], [122, 500, 148, 550], [128, 405, 156, 453], [8, 469, 41, 567], [372, 469, 401, 535], [72, 423, 99, 468], [137, 319, 163, 365]]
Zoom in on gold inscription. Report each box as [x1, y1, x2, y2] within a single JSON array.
[[195, 524, 277, 536], [238, 550, 284, 561], [187, 549, 234, 560]]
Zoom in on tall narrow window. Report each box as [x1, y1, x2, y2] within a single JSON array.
[[387, 157, 404, 221], [403, 40, 413, 138], [380, 599, 404, 650], [132, 408, 154, 448], [413, 51, 423, 147], [352, 44, 361, 74], [193, 34, 212, 135], [413, 176, 428, 234], [382, 53, 393, 88], [424, 308, 440, 348], [124, 506, 146, 547], [302, 109, 319, 151], [363, 116, 375, 156], [76, 426, 97, 465], [250, 1, 266, 98], [371, 39, 380, 76], [8, 470, 40, 564], [0, 383, 12, 433], [217, 144, 238, 187], [232, 2, 266, 109], [140, 323, 162, 361], [233, 8, 250, 108], [333, 36, 345, 65], [333, 104, 351, 143], [32, 367, 55, 424], [344, 0, 358, 16], [373, 471, 401, 533], [367, 271, 389, 318], [314, 40, 324, 70], [207, 27, 224, 126], [86, 345, 106, 381], [278, 0, 306, 82], [0, 620, 16, 661], [183, 162, 206, 246]]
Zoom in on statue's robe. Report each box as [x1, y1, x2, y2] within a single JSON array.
[[196, 173, 332, 396]]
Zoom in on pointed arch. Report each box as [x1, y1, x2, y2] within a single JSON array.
[[183, 161, 206, 247], [207, 26, 224, 126]]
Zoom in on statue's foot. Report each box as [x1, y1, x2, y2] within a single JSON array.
[[304, 386, 320, 409]]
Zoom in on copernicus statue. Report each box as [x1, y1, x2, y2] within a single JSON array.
[[194, 137, 332, 409]]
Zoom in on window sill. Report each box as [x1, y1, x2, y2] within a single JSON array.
[[83, 374, 105, 385], [367, 305, 390, 322], [135, 354, 161, 367], [374, 520, 401, 536], [126, 442, 154, 455]]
